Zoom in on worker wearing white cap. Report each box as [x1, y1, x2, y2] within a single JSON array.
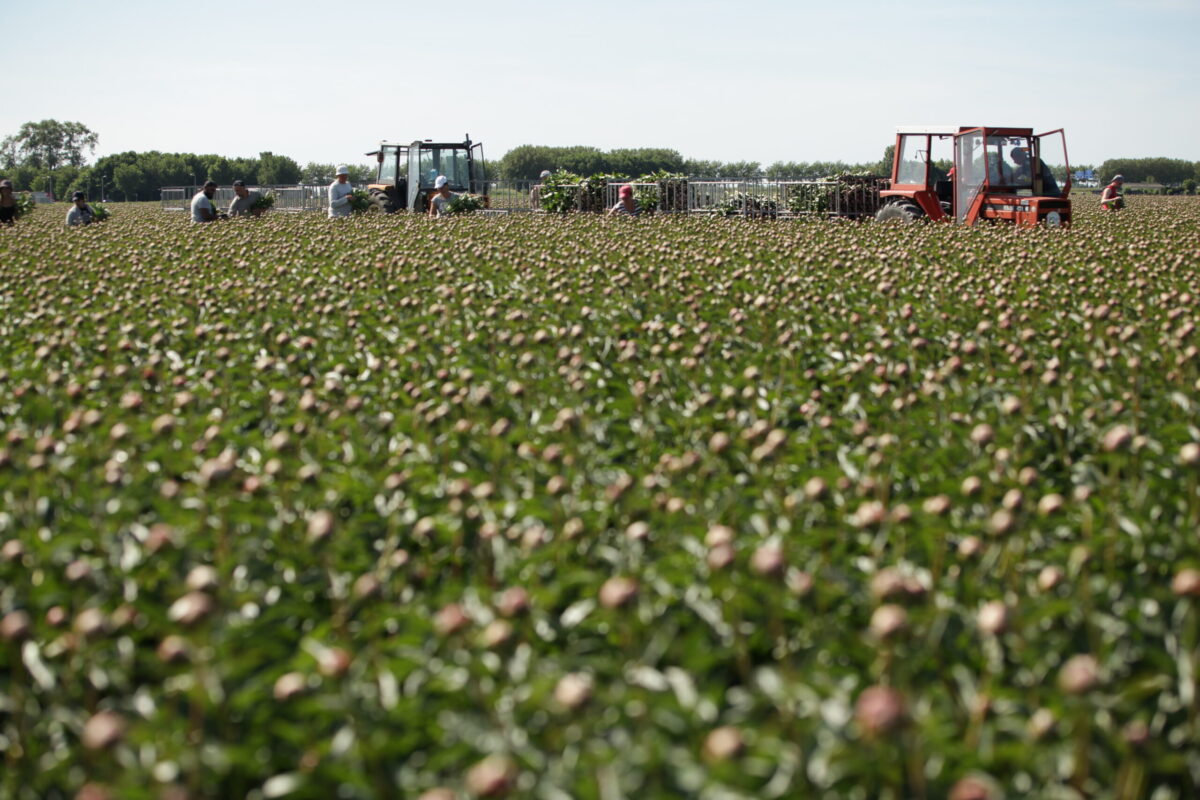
[[539, 170, 552, 180], [328, 165, 353, 218], [429, 175, 458, 217]]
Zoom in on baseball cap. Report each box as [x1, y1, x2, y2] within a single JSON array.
[[72, 191, 85, 200], [619, 185, 634, 197], [434, 175, 449, 189], [0, 179, 11, 189], [1112, 174, 1124, 182], [232, 179, 246, 187], [540, 170, 551, 179], [335, 166, 349, 176]]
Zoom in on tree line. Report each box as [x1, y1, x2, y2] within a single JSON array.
[[0, 120, 378, 200], [5, 119, 1199, 199], [1095, 157, 1199, 186], [496, 144, 895, 180]]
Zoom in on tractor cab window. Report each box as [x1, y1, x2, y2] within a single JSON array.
[[986, 136, 1034, 190], [378, 146, 400, 185], [1035, 129, 1068, 198], [418, 147, 472, 189], [895, 135, 928, 185], [954, 130, 986, 223]]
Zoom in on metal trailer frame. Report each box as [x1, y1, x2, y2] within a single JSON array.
[[160, 177, 892, 218], [161, 185, 365, 214]]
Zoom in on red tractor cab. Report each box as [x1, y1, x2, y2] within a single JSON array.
[[876, 126, 1071, 227]]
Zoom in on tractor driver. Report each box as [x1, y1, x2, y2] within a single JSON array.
[[1011, 147, 1061, 197]]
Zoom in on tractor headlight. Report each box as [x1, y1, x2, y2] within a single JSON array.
[[1045, 211, 1062, 227]]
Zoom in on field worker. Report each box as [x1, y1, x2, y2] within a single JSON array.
[[65, 191, 95, 226], [1101, 174, 1125, 211], [228, 180, 262, 218], [191, 180, 219, 222], [530, 169, 553, 208], [429, 175, 458, 217], [328, 166, 353, 218], [0, 180, 15, 225], [608, 184, 639, 217]]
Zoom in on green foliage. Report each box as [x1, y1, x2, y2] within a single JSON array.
[[12, 192, 35, 219], [1, 199, 1200, 796], [538, 170, 583, 213], [251, 192, 276, 211], [787, 172, 885, 216], [348, 189, 372, 213], [709, 191, 778, 217], [629, 171, 689, 214], [446, 193, 487, 215], [788, 184, 830, 214], [89, 203, 111, 222], [575, 174, 624, 213]]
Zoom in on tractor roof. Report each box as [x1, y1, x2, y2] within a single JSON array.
[[896, 126, 962, 135], [896, 126, 1035, 136], [374, 139, 475, 148]]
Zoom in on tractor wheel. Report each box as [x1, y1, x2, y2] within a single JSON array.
[[369, 189, 398, 214], [875, 200, 925, 224]]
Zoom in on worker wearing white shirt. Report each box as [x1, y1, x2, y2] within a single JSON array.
[[328, 166, 353, 218], [191, 181, 218, 222]]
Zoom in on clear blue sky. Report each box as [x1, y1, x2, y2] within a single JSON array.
[[3, 0, 1197, 169]]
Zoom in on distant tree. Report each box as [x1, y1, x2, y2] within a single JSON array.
[[607, 148, 684, 177], [0, 137, 17, 170], [302, 163, 375, 184], [203, 156, 234, 184], [877, 145, 895, 176], [256, 152, 301, 185], [1098, 157, 1198, 185], [347, 164, 375, 183], [302, 162, 336, 184], [1, 120, 98, 170], [499, 145, 684, 180], [682, 159, 722, 177], [113, 163, 145, 201], [716, 161, 763, 178]]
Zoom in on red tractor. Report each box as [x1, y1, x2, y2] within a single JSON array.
[[875, 126, 1071, 227]]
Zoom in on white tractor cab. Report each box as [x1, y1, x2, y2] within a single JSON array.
[[365, 135, 486, 213], [876, 126, 1071, 227]]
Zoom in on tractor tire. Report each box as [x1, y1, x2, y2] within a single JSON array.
[[369, 189, 398, 214], [875, 200, 925, 224]]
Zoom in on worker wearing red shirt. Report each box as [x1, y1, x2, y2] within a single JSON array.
[[1101, 175, 1124, 211]]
